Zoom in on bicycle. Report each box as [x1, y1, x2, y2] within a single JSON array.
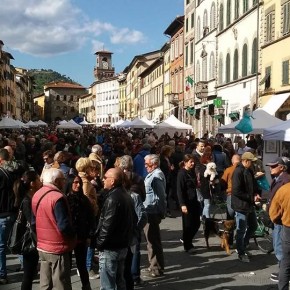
[[253, 200, 274, 254]]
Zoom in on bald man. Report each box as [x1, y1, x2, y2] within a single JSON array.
[[221, 154, 241, 219], [96, 168, 135, 290]]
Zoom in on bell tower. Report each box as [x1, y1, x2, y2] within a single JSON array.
[[94, 50, 115, 81]]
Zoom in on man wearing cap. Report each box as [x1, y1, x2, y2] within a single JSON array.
[[232, 152, 259, 262], [267, 157, 290, 283]]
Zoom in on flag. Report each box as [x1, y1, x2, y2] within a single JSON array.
[[185, 76, 194, 91]]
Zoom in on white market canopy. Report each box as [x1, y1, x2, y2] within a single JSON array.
[[15, 120, 29, 128], [25, 120, 38, 128], [56, 122, 82, 130], [111, 119, 125, 127], [263, 119, 290, 141], [155, 115, 192, 130], [126, 117, 155, 129], [36, 120, 48, 127], [0, 118, 21, 129], [115, 119, 132, 128], [218, 109, 284, 134], [59, 120, 67, 124], [141, 116, 155, 127]]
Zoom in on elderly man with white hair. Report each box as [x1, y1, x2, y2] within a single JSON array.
[[90, 144, 104, 179], [32, 168, 76, 290]]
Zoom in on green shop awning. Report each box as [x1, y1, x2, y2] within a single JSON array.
[[186, 107, 196, 116], [213, 114, 222, 120]]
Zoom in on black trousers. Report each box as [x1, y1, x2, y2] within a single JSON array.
[[21, 250, 39, 290], [124, 247, 134, 290], [74, 242, 90, 288], [182, 200, 201, 251]]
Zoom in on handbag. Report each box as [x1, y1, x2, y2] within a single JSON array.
[[8, 189, 54, 255]]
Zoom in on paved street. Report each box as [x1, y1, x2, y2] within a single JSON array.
[[4, 210, 279, 290]]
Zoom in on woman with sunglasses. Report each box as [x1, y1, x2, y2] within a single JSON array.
[[65, 174, 95, 290]]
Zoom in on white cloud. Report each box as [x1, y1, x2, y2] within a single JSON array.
[[0, 0, 146, 57]]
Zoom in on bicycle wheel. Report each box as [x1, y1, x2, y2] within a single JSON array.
[[254, 231, 274, 254]]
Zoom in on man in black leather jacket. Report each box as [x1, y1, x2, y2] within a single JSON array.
[[96, 168, 134, 290]]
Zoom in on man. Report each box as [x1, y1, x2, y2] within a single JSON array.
[[96, 168, 134, 290], [232, 152, 259, 263], [32, 168, 76, 290], [266, 157, 290, 283], [0, 148, 16, 285], [143, 154, 166, 277], [133, 143, 151, 179], [270, 178, 290, 289]]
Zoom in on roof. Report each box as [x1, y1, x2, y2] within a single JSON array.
[[2, 51, 14, 60], [94, 50, 113, 55], [44, 82, 86, 90], [164, 15, 184, 36]]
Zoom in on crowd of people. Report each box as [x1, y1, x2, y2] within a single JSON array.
[[0, 125, 289, 290]]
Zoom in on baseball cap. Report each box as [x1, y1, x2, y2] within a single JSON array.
[[266, 157, 289, 167], [241, 152, 257, 161]]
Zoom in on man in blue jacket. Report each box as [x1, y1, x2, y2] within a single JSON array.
[[133, 144, 151, 179]]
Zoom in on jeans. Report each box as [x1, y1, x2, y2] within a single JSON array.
[[226, 195, 235, 219], [235, 210, 257, 255], [279, 226, 290, 290], [131, 237, 141, 281], [202, 199, 211, 218], [0, 215, 15, 278], [99, 248, 127, 290], [273, 223, 283, 263], [86, 247, 94, 271]]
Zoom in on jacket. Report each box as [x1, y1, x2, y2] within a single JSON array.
[[32, 185, 76, 254], [221, 164, 238, 195], [231, 162, 257, 213], [96, 186, 134, 251], [133, 150, 150, 178], [177, 168, 198, 206], [268, 172, 290, 204], [143, 168, 166, 215]]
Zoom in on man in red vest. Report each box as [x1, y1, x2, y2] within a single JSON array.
[[32, 168, 76, 290]]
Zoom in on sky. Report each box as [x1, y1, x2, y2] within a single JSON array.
[[0, 0, 184, 87]]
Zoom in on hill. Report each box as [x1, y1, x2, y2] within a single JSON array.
[[28, 69, 79, 95]]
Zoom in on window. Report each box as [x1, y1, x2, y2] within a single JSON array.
[[219, 56, 223, 84], [242, 44, 248, 77], [266, 12, 274, 42], [185, 45, 189, 67], [243, 0, 248, 13], [234, 0, 239, 20], [186, 17, 189, 33], [251, 38, 258, 74], [282, 2, 290, 35], [186, 0, 190, 4], [210, 3, 216, 30], [226, 53, 231, 83], [190, 41, 194, 64], [71, 106, 75, 112], [191, 12, 195, 29], [233, 49, 239, 80], [175, 38, 179, 58], [202, 57, 207, 81], [253, 0, 258, 4], [63, 95, 67, 101], [227, 0, 231, 26], [56, 95, 60, 101], [265, 66, 271, 89], [219, 4, 224, 31], [203, 10, 208, 29], [209, 52, 215, 79], [196, 61, 201, 83], [282, 60, 290, 85], [197, 17, 201, 40]]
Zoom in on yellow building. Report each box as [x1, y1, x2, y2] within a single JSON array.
[[33, 93, 45, 120]]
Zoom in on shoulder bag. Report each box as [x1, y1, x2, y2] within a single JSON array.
[[8, 189, 54, 255]]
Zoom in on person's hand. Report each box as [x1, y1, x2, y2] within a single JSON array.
[[254, 194, 261, 202], [181, 206, 188, 214]]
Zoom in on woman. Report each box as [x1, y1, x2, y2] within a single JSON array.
[[75, 157, 100, 279], [18, 170, 42, 290], [65, 174, 95, 290], [177, 154, 200, 253]]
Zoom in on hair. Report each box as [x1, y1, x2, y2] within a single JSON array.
[[200, 146, 213, 164], [114, 156, 121, 168], [54, 151, 68, 163], [160, 145, 172, 157], [64, 174, 83, 196], [17, 170, 39, 201], [118, 155, 133, 171], [179, 154, 195, 168], [91, 144, 102, 154], [42, 168, 64, 184], [145, 154, 160, 167], [75, 157, 93, 173], [123, 171, 132, 190], [0, 148, 9, 161], [43, 150, 54, 158]]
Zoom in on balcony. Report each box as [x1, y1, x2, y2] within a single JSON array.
[[195, 81, 208, 99], [168, 93, 179, 105]]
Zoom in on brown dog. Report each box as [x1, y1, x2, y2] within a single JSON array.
[[203, 218, 235, 255]]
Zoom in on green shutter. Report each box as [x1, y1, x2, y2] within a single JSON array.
[[282, 60, 289, 85]]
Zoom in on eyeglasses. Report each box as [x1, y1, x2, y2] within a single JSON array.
[[145, 163, 152, 167], [103, 176, 114, 180]]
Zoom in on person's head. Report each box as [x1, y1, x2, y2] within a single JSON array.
[[266, 157, 290, 177], [241, 152, 257, 169], [43, 150, 54, 165], [118, 155, 133, 172], [75, 157, 95, 179], [180, 154, 195, 170], [238, 139, 246, 148], [4, 146, 13, 160], [231, 154, 241, 165], [64, 174, 83, 195], [8, 139, 16, 150], [144, 154, 159, 173], [54, 151, 67, 164], [160, 145, 173, 157], [103, 168, 124, 190], [200, 146, 212, 164], [0, 148, 9, 164], [42, 168, 66, 191], [91, 144, 103, 156], [18, 170, 42, 198], [196, 140, 205, 153]]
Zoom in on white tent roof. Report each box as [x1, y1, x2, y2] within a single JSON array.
[[26, 120, 38, 127], [68, 119, 80, 126], [59, 120, 67, 124], [111, 119, 125, 127], [263, 119, 290, 141], [155, 115, 192, 129], [15, 120, 28, 128], [218, 109, 284, 134], [79, 120, 89, 125], [115, 119, 132, 128], [124, 117, 155, 129], [56, 122, 82, 130], [36, 120, 48, 126], [141, 116, 155, 127], [0, 118, 21, 129]]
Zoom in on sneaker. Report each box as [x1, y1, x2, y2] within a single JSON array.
[[186, 247, 197, 254], [134, 278, 146, 286], [238, 253, 250, 263], [270, 273, 279, 282], [88, 269, 100, 280], [0, 277, 8, 285], [141, 267, 152, 273]]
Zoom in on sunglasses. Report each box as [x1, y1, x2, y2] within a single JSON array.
[[270, 164, 279, 169], [103, 176, 114, 180]]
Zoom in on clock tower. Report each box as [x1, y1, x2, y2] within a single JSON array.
[[94, 50, 115, 81]]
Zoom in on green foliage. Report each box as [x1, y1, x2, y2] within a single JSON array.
[[28, 69, 78, 95]]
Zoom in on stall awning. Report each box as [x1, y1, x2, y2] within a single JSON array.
[[262, 93, 290, 115], [213, 114, 222, 120]]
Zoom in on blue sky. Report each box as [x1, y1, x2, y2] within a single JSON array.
[[0, 0, 183, 87]]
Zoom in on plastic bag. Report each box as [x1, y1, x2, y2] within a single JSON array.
[[256, 175, 270, 191], [235, 111, 253, 134]]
